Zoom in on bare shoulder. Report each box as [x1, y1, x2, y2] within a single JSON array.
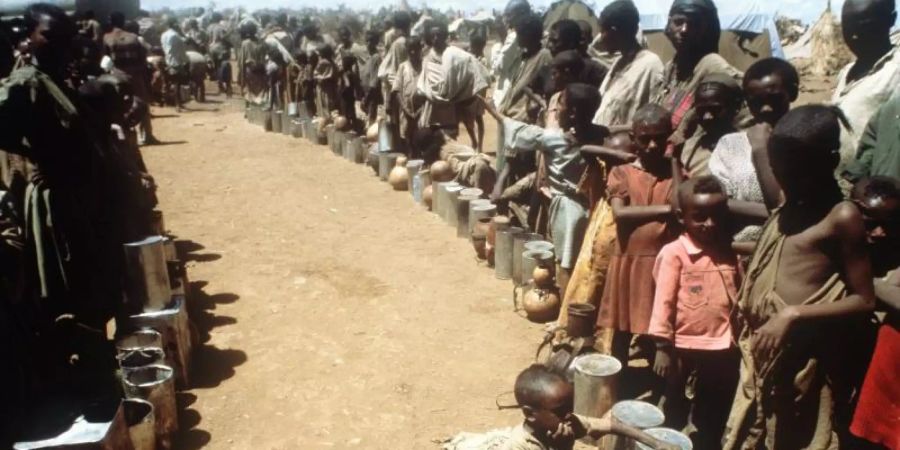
[[827, 201, 866, 239]]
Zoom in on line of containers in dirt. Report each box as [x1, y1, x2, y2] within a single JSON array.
[[14, 212, 196, 450], [242, 105, 695, 450]]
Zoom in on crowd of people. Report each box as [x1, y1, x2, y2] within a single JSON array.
[[0, 0, 898, 448]]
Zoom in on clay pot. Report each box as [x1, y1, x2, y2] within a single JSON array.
[[366, 123, 379, 142], [389, 156, 410, 191], [523, 288, 561, 323], [472, 234, 488, 261], [431, 160, 453, 183], [423, 185, 434, 210], [334, 115, 349, 131], [533, 265, 555, 289]]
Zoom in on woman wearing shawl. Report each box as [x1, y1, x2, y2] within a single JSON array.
[[654, 0, 740, 142]]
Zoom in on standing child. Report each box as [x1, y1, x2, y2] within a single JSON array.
[[599, 105, 679, 364], [649, 176, 740, 450], [678, 73, 741, 177], [483, 84, 609, 295], [723, 106, 876, 450]]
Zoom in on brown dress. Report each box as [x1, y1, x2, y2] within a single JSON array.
[[598, 164, 678, 335]]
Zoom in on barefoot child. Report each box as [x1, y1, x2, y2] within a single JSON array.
[[443, 364, 675, 450], [649, 176, 740, 450], [599, 105, 679, 364], [723, 106, 876, 450]]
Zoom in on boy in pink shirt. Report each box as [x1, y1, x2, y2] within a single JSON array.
[[648, 175, 741, 450]]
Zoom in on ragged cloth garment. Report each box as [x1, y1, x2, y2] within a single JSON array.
[[499, 48, 552, 122], [239, 38, 269, 105], [593, 49, 664, 128], [392, 60, 423, 141], [314, 59, 340, 118], [654, 53, 741, 135], [417, 46, 490, 133], [442, 425, 550, 450], [722, 209, 844, 450], [440, 140, 497, 195]]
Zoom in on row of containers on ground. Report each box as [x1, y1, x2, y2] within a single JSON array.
[[244, 105, 696, 450], [14, 213, 194, 450]]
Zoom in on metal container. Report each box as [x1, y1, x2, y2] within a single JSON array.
[[512, 232, 543, 285], [13, 400, 132, 450], [291, 119, 303, 138], [281, 110, 292, 135], [524, 240, 555, 256], [325, 125, 336, 153], [434, 181, 457, 218], [406, 159, 425, 192], [367, 146, 380, 174], [333, 130, 345, 156], [603, 401, 666, 450], [469, 204, 497, 239], [459, 187, 483, 199], [123, 236, 171, 313], [456, 195, 480, 238], [116, 329, 164, 353], [263, 109, 273, 132], [123, 399, 156, 450], [118, 348, 166, 372], [467, 199, 493, 236], [522, 250, 553, 287], [343, 132, 358, 161], [495, 225, 521, 280], [129, 296, 192, 388], [444, 185, 465, 225], [150, 210, 165, 236], [271, 110, 284, 133], [354, 138, 368, 164], [122, 365, 178, 450], [573, 354, 621, 444], [637, 428, 693, 450], [377, 119, 392, 152], [379, 152, 402, 181]]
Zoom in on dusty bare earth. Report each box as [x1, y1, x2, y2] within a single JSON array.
[[145, 92, 545, 449]]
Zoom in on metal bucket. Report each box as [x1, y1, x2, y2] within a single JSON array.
[[434, 181, 457, 218], [333, 130, 345, 156], [406, 159, 424, 192], [567, 304, 599, 338], [377, 119, 392, 152], [604, 401, 666, 450], [467, 199, 493, 235], [495, 225, 521, 280], [263, 109, 273, 132], [129, 296, 192, 388], [444, 185, 465, 225], [287, 101, 299, 117], [343, 132, 358, 161], [522, 250, 553, 287], [150, 210, 166, 236], [512, 232, 543, 285], [118, 348, 166, 372], [123, 236, 171, 313], [367, 146, 379, 174], [271, 110, 283, 133], [122, 365, 178, 450], [637, 428, 693, 450], [13, 400, 132, 450], [379, 152, 402, 181], [116, 329, 164, 353], [123, 399, 156, 450], [325, 125, 336, 153], [456, 195, 480, 238], [353, 138, 368, 164], [281, 110, 292, 135], [291, 119, 303, 138], [469, 204, 497, 239], [573, 354, 621, 444], [459, 187, 483, 199]]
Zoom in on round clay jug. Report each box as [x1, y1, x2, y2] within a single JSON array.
[[431, 160, 453, 183], [523, 288, 561, 324], [533, 253, 556, 289], [472, 234, 488, 261], [366, 123, 379, 142], [334, 115, 349, 131], [389, 156, 410, 191], [423, 185, 434, 210]]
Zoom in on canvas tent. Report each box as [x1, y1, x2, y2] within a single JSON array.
[[543, 0, 601, 36], [590, 0, 784, 72]]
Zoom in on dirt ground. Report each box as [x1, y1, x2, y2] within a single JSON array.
[[145, 92, 546, 449]]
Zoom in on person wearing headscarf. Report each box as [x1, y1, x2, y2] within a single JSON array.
[[653, 0, 740, 142], [592, 0, 664, 129]]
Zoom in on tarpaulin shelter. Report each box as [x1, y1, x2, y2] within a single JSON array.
[[591, 0, 784, 72]]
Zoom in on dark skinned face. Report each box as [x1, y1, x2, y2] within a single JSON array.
[[523, 381, 574, 445], [547, 28, 564, 55], [852, 183, 900, 245], [694, 87, 736, 132], [339, 29, 352, 45], [29, 13, 73, 73], [842, 0, 896, 57], [665, 12, 708, 53], [745, 74, 793, 126], [770, 144, 839, 202], [408, 41, 423, 64], [632, 119, 671, 168], [557, 90, 578, 130], [682, 192, 730, 247], [551, 67, 576, 94], [596, 23, 616, 52], [430, 27, 448, 51]]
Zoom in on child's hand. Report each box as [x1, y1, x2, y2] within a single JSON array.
[[752, 306, 799, 361], [653, 347, 674, 379]]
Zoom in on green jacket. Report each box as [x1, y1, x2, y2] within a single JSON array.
[[844, 94, 900, 182]]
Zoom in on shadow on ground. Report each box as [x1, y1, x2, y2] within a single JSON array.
[[170, 240, 247, 450]]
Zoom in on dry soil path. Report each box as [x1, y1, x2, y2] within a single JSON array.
[[144, 94, 544, 449]]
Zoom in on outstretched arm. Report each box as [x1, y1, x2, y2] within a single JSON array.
[[580, 145, 637, 166], [610, 197, 673, 226], [478, 95, 502, 123]]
